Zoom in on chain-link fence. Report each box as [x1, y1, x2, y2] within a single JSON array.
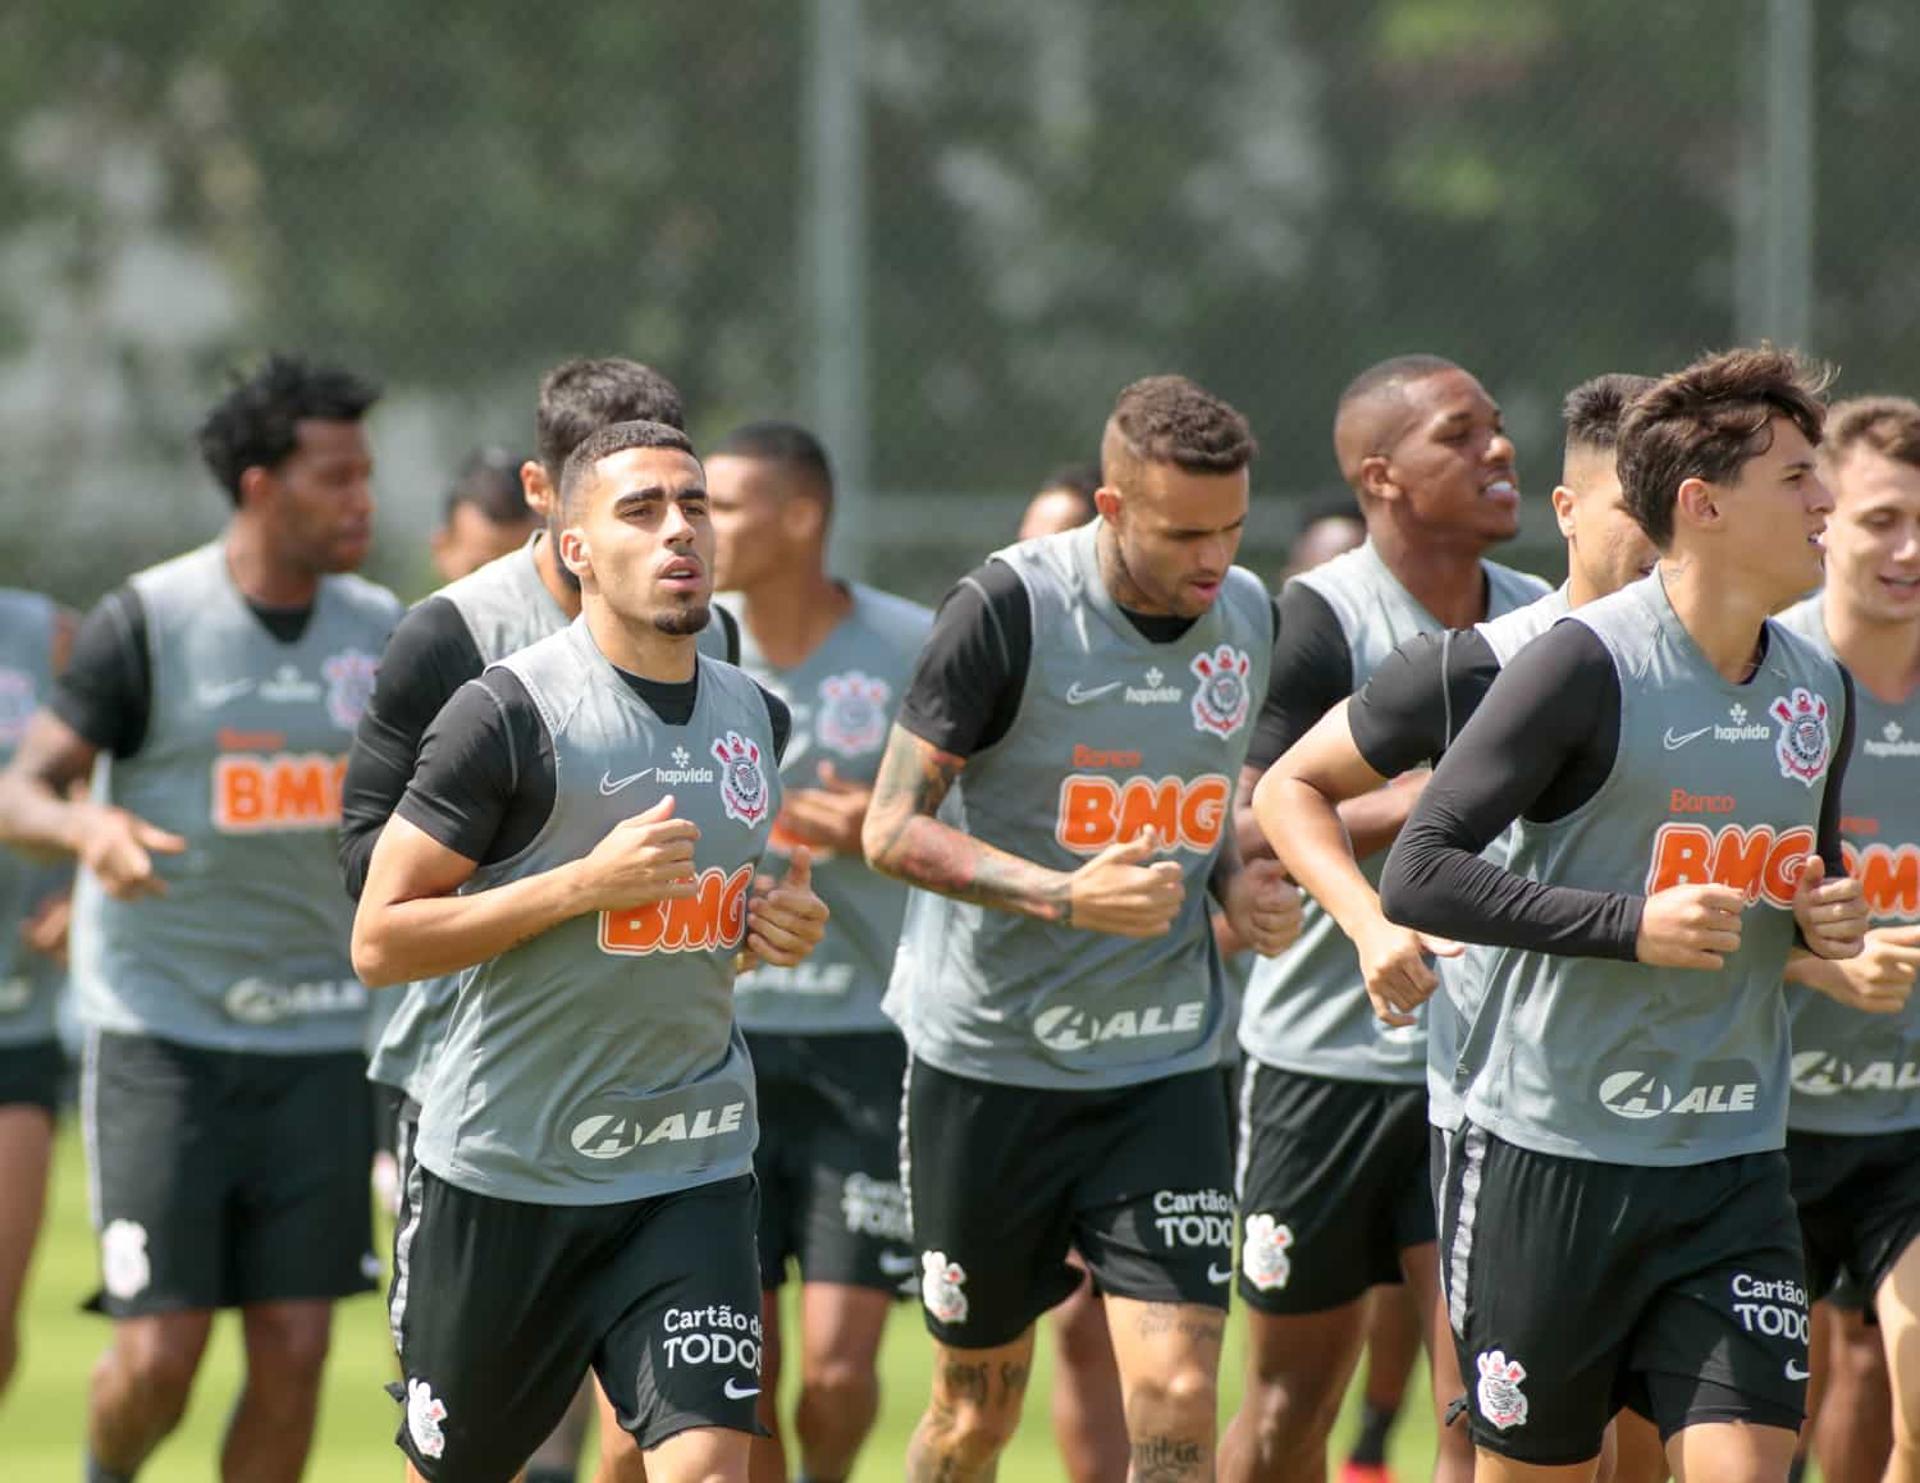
[[1, 0, 1913, 608]]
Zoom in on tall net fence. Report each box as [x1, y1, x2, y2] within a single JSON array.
[[2, 0, 1914, 606]]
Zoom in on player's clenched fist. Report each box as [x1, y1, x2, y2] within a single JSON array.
[[1067, 830, 1185, 938], [1793, 855, 1868, 961], [1221, 858, 1304, 957], [80, 805, 186, 900], [575, 795, 701, 910], [1354, 917, 1463, 1027], [746, 846, 830, 967], [1635, 883, 1745, 970], [1811, 924, 1920, 1014]]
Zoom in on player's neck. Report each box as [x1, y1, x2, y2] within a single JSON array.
[[1823, 588, 1920, 704], [1367, 521, 1489, 628], [530, 531, 584, 619], [737, 561, 850, 668], [223, 522, 318, 610], [582, 598, 697, 683], [1657, 556, 1774, 683]]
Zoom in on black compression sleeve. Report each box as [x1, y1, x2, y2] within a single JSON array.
[[1349, 629, 1502, 777], [1247, 582, 1353, 772], [394, 669, 555, 868], [895, 561, 1030, 757], [339, 597, 487, 898], [1820, 667, 1857, 874], [1380, 621, 1642, 958], [48, 587, 151, 758]]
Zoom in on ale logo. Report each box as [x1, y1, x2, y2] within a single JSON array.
[[1054, 773, 1230, 854], [1646, 822, 1815, 908], [212, 752, 347, 832], [599, 863, 754, 956]]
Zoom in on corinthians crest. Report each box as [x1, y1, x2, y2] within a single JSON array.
[[712, 730, 772, 826], [322, 650, 379, 730], [1189, 644, 1252, 738], [816, 670, 891, 756], [1769, 686, 1831, 787]]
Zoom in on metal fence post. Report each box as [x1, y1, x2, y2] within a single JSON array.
[[1737, 0, 1814, 350]]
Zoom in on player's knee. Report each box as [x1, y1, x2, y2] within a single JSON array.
[[800, 1354, 878, 1412], [117, 1330, 202, 1412], [1127, 1362, 1217, 1429], [247, 1313, 333, 1388], [925, 1397, 1021, 1466]]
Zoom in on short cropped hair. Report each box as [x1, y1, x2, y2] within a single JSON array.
[[536, 359, 685, 482], [559, 420, 698, 516], [1615, 347, 1829, 548], [1561, 373, 1655, 453], [1106, 376, 1257, 477], [444, 447, 531, 525], [197, 354, 379, 503], [1821, 396, 1920, 471], [709, 421, 834, 507]]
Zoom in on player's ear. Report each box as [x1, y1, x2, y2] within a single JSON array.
[[1356, 454, 1398, 505], [558, 526, 591, 580], [1673, 475, 1720, 533], [1093, 485, 1123, 523], [236, 463, 278, 513], [521, 461, 555, 519], [1550, 484, 1578, 539]]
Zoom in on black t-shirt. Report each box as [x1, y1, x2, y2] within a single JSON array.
[[338, 591, 738, 898], [895, 559, 1287, 757], [1243, 582, 1355, 774], [393, 665, 789, 868], [1346, 627, 1502, 779], [1381, 620, 1855, 958], [50, 584, 315, 759]]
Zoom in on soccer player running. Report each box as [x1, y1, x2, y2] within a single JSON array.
[[339, 357, 737, 1483], [428, 447, 539, 583], [1379, 346, 1869, 1483], [0, 587, 76, 1402], [1775, 395, 1920, 1483], [353, 419, 827, 1483], [704, 421, 933, 1483], [1224, 355, 1547, 1483], [0, 356, 402, 1483], [1248, 373, 1661, 1483], [863, 375, 1301, 1483]]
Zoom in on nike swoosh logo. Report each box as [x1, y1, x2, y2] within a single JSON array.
[[1065, 681, 1122, 705], [723, 1378, 761, 1400], [598, 768, 655, 795], [877, 1251, 917, 1277], [1662, 725, 1712, 750], [196, 679, 254, 708], [1785, 1360, 1811, 1381], [1207, 1263, 1233, 1286]]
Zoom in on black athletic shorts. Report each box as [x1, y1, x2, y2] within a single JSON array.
[[388, 1165, 764, 1480], [1438, 1123, 1807, 1465], [1234, 1060, 1434, 1314], [748, 1030, 912, 1295], [371, 1080, 406, 1162], [0, 1037, 64, 1114], [81, 1029, 377, 1318], [1789, 1126, 1920, 1317], [903, 1057, 1234, 1349]]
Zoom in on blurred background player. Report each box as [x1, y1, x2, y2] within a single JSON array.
[[1777, 395, 1920, 1483], [707, 420, 932, 1483], [351, 419, 826, 1483], [1224, 355, 1546, 1483], [339, 356, 737, 1483], [1281, 501, 1367, 584], [428, 447, 539, 583], [0, 588, 76, 1402], [0, 354, 400, 1483], [866, 375, 1300, 1482], [1017, 463, 1099, 542]]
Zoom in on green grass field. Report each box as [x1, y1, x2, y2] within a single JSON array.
[[1, 1125, 1441, 1481]]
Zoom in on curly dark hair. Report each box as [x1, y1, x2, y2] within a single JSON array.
[[1616, 347, 1830, 548], [536, 358, 686, 481], [196, 354, 379, 503], [1105, 375, 1257, 476]]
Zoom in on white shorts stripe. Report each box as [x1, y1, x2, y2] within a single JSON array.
[[79, 1027, 103, 1231], [1234, 1058, 1260, 1202], [387, 1106, 424, 1359], [1445, 1124, 1487, 1337], [896, 1054, 916, 1242]]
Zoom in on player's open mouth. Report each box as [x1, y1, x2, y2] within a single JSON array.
[[1883, 572, 1920, 596], [1482, 478, 1519, 506], [658, 558, 704, 590], [1187, 577, 1221, 599]]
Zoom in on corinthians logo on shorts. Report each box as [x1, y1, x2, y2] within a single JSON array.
[[711, 730, 770, 826], [1770, 686, 1831, 786], [816, 670, 890, 755], [1189, 645, 1251, 738]]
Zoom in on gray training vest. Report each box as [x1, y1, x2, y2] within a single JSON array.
[[0, 589, 68, 1046], [722, 584, 932, 1035], [413, 621, 781, 1205], [884, 520, 1273, 1090], [71, 542, 401, 1053], [1460, 571, 1844, 1165], [369, 536, 732, 1099], [1778, 594, 1920, 1135], [1239, 541, 1549, 1084], [1426, 584, 1572, 1132]]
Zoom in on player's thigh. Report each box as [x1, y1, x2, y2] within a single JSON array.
[[1877, 1228, 1920, 1433], [233, 1051, 377, 1307], [793, 1071, 913, 1298], [595, 1174, 766, 1452], [798, 1282, 895, 1378], [645, 1423, 751, 1483], [902, 1057, 1080, 1349], [1236, 1060, 1428, 1316], [81, 1030, 230, 1316], [0, 1098, 55, 1318], [1660, 1416, 1797, 1483]]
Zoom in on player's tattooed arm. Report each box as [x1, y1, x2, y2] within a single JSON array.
[[0, 711, 184, 897], [862, 724, 1073, 923]]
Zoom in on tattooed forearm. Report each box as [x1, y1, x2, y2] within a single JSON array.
[[1130, 1435, 1206, 1483], [863, 725, 1073, 923]]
